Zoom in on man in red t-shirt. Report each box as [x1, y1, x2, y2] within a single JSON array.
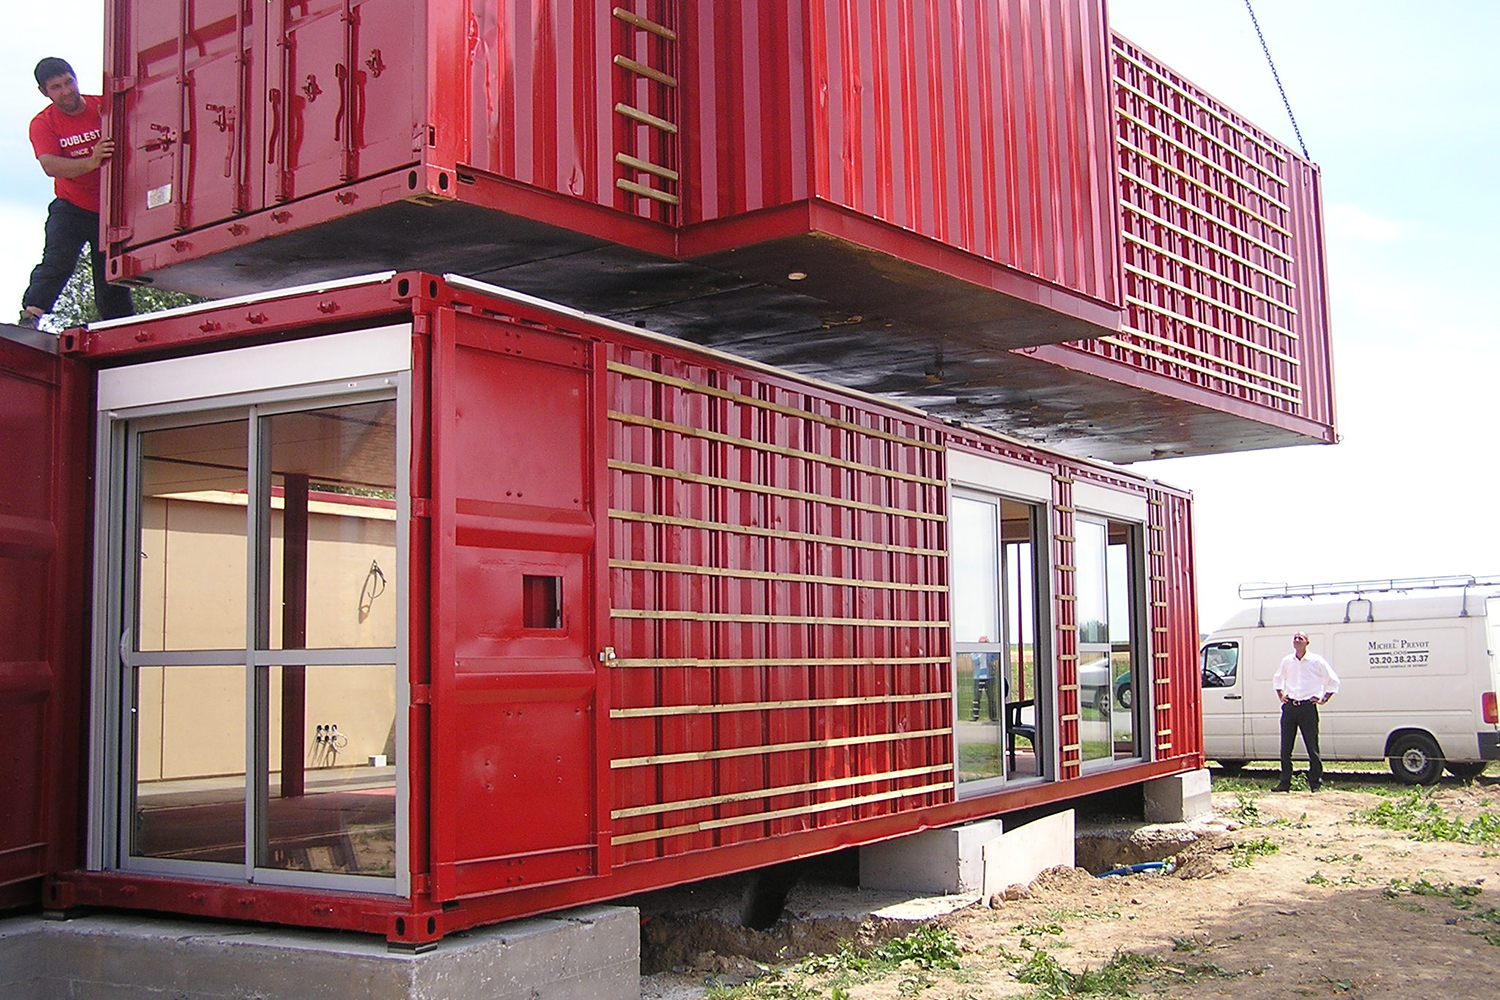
[[20, 57, 134, 326]]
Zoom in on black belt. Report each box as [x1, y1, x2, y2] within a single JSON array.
[[1286, 698, 1320, 705]]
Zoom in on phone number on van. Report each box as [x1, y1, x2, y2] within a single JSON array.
[[1368, 651, 1429, 668]]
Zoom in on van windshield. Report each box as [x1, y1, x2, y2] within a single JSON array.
[[1201, 642, 1239, 687]]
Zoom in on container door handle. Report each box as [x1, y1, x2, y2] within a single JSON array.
[[267, 88, 283, 163], [334, 63, 347, 141]]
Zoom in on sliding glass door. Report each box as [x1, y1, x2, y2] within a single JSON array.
[[94, 336, 409, 892]]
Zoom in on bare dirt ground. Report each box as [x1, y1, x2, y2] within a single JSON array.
[[639, 767, 1500, 999]]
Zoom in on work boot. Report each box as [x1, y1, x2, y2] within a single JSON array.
[[17, 309, 41, 328]]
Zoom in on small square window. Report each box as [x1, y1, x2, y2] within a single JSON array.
[[522, 575, 562, 629]]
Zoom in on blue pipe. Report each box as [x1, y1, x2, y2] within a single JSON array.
[[1097, 861, 1166, 878]]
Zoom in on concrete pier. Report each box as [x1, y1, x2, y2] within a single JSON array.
[[0, 905, 639, 1000]]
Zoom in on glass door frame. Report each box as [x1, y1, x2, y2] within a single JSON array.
[[1075, 511, 1150, 773], [86, 329, 411, 897], [949, 487, 1053, 795]]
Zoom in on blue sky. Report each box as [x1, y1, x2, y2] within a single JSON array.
[[3, 1, 1495, 630]]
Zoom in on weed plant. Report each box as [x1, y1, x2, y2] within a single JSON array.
[[1357, 791, 1500, 844]]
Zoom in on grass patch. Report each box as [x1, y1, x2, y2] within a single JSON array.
[[1230, 836, 1280, 868], [1016, 948, 1241, 998], [1357, 791, 1500, 844], [1017, 949, 1159, 997]]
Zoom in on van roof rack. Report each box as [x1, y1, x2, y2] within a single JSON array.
[[1239, 574, 1500, 600]]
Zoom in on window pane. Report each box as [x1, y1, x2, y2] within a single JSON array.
[[951, 497, 999, 644], [132, 664, 246, 863], [1108, 528, 1137, 760], [955, 650, 1003, 782], [136, 420, 249, 652], [260, 664, 397, 877], [264, 401, 398, 651], [1075, 520, 1108, 645]]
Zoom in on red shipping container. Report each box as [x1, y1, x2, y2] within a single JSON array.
[[3, 273, 1200, 943], [99, 1, 1334, 459]]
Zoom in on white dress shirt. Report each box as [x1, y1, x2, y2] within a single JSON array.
[[1273, 651, 1340, 702]]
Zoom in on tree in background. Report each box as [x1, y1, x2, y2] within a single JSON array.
[[41, 254, 203, 331]]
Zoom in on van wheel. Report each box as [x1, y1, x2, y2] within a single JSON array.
[[1388, 733, 1443, 785], [1444, 761, 1489, 780], [1214, 759, 1247, 775]]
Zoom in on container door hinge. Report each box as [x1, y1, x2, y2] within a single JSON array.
[[106, 226, 134, 244], [410, 684, 431, 705], [106, 75, 137, 95]]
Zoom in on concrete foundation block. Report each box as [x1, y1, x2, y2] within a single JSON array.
[[859, 817, 1005, 894], [0, 918, 43, 1000], [1144, 767, 1213, 823], [0, 905, 639, 1000], [980, 809, 1075, 897]]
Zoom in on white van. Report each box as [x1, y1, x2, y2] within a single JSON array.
[[1201, 579, 1500, 783]]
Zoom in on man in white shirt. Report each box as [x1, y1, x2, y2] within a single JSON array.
[[1271, 631, 1340, 791]]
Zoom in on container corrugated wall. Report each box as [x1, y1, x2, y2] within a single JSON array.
[[0, 333, 86, 911], [684, 0, 1120, 308], [604, 342, 952, 862], [1047, 33, 1335, 433]]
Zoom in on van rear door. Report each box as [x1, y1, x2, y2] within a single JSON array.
[[1200, 638, 1245, 760]]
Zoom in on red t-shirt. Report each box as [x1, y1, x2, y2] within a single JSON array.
[[30, 94, 106, 213]]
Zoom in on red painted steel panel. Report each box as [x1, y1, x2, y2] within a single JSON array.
[[0, 331, 88, 912], [427, 310, 606, 900], [680, 0, 1119, 307], [800, 0, 1119, 304]]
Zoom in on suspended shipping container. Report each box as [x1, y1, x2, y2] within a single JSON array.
[[98, 0, 1335, 460]]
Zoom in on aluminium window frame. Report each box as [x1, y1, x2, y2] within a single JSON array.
[[86, 328, 412, 898]]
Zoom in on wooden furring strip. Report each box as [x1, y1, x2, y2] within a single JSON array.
[[615, 152, 680, 182], [611, 691, 950, 719], [608, 509, 946, 558], [611, 726, 953, 769], [610, 655, 947, 669], [609, 459, 943, 522], [612, 764, 954, 820], [612, 781, 955, 845], [609, 557, 945, 593], [616, 178, 680, 205], [611, 608, 949, 629], [609, 410, 944, 487], [613, 54, 677, 87], [608, 361, 944, 451], [612, 6, 676, 40]]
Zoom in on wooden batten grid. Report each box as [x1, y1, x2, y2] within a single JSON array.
[[605, 350, 952, 847]]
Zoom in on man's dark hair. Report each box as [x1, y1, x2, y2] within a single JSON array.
[[34, 57, 75, 89]]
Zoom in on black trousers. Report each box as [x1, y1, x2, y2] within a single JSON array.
[[22, 198, 135, 320], [971, 677, 997, 721], [1279, 700, 1323, 787]]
